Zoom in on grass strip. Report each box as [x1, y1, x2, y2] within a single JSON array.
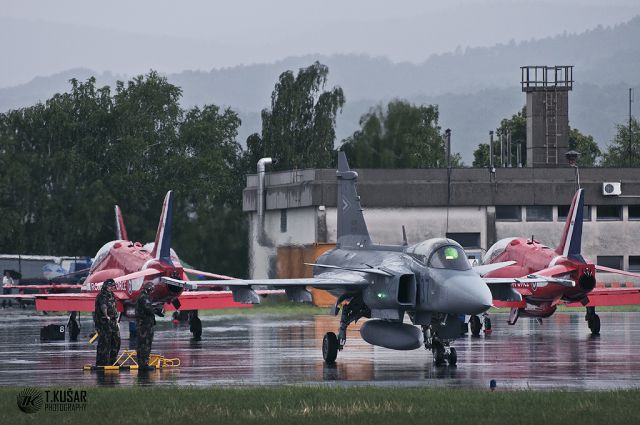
[[2, 386, 640, 425]]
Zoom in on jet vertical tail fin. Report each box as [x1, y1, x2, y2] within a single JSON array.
[[336, 151, 371, 248], [114, 205, 129, 241], [555, 188, 585, 262], [150, 191, 174, 265]]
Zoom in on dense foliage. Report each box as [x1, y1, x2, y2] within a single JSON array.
[[602, 118, 640, 166], [341, 100, 462, 168], [0, 72, 248, 277], [472, 107, 603, 167], [245, 61, 345, 171]]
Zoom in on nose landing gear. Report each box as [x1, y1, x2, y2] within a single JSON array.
[[422, 325, 457, 366]]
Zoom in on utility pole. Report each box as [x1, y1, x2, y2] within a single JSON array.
[[445, 129, 451, 169], [500, 132, 504, 167], [630, 88, 634, 140], [489, 131, 494, 168]]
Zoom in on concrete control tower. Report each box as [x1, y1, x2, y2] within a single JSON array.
[[521, 66, 573, 167]]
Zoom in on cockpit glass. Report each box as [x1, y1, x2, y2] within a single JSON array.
[[428, 246, 470, 270]]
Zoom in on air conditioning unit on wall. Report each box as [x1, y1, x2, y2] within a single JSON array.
[[602, 182, 622, 196]]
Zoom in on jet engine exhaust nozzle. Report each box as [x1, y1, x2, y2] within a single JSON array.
[[578, 273, 596, 292]]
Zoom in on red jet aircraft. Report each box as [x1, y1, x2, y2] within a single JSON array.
[[0, 191, 251, 338], [476, 188, 640, 335]]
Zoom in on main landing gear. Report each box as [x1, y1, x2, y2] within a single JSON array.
[[189, 310, 202, 341], [322, 296, 370, 364], [469, 314, 492, 337], [422, 325, 457, 366], [585, 306, 600, 335], [67, 311, 81, 341]]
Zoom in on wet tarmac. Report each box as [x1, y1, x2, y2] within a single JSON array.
[[0, 310, 639, 390]]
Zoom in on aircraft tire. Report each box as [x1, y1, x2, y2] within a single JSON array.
[[447, 347, 457, 366], [470, 315, 482, 336], [68, 319, 80, 342], [322, 332, 339, 364], [588, 314, 601, 335], [190, 316, 202, 341], [433, 341, 446, 366]]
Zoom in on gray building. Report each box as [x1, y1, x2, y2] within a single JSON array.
[[243, 167, 640, 279]]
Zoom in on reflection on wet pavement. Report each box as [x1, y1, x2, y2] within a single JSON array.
[[0, 311, 639, 389]]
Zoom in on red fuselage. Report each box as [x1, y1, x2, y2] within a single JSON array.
[[484, 238, 596, 317], [83, 240, 187, 315]]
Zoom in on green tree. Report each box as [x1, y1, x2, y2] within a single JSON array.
[[569, 128, 601, 166], [473, 108, 599, 167], [473, 107, 526, 167], [341, 100, 462, 168], [245, 62, 345, 171], [602, 118, 640, 167], [0, 72, 249, 278]]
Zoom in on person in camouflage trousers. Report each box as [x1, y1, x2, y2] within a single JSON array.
[[136, 282, 157, 371], [94, 279, 121, 366]]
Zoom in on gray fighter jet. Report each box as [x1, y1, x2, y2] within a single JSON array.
[[166, 152, 554, 365]]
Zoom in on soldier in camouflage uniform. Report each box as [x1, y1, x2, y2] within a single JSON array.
[[136, 282, 157, 371], [94, 279, 121, 366]]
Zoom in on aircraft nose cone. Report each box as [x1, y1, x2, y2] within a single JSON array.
[[444, 275, 493, 315]]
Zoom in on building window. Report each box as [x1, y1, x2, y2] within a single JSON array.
[[596, 205, 622, 221], [597, 256, 623, 269], [446, 233, 481, 249], [526, 206, 552, 222], [629, 205, 640, 220], [557, 205, 591, 221], [496, 206, 522, 221], [280, 209, 287, 233], [630, 256, 640, 272]]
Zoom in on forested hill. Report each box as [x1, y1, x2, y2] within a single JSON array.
[[1, 17, 639, 162]]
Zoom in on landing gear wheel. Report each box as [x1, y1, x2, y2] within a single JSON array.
[[433, 341, 446, 366], [68, 318, 80, 341], [588, 314, 600, 335], [447, 347, 457, 366], [190, 316, 202, 341], [470, 315, 482, 336], [323, 332, 339, 364]]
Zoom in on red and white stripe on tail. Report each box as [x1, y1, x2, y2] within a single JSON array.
[[150, 191, 174, 265], [114, 205, 129, 241], [555, 188, 585, 262]]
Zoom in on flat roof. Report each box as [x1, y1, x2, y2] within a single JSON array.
[[243, 167, 640, 211]]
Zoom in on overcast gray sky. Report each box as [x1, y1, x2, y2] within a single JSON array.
[[1, 0, 639, 87]]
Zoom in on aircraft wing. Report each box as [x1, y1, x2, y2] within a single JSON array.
[[565, 287, 640, 307], [164, 272, 370, 304], [187, 277, 369, 290], [165, 290, 282, 310], [31, 292, 124, 312], [473, 261, 516, 276], [304, 263, 393, 277], [534, 264, 576, 277], [183, 267, 235, 280], [483, 275, 574, 303], [595, 265, 640, 278], [483, 276, 575, 287], [113, 268, 163, 283]]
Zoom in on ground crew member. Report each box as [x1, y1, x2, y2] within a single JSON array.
[[94, 279, 121, 366], [136, 282, 157, 371], [2, 270, 14, 308]]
